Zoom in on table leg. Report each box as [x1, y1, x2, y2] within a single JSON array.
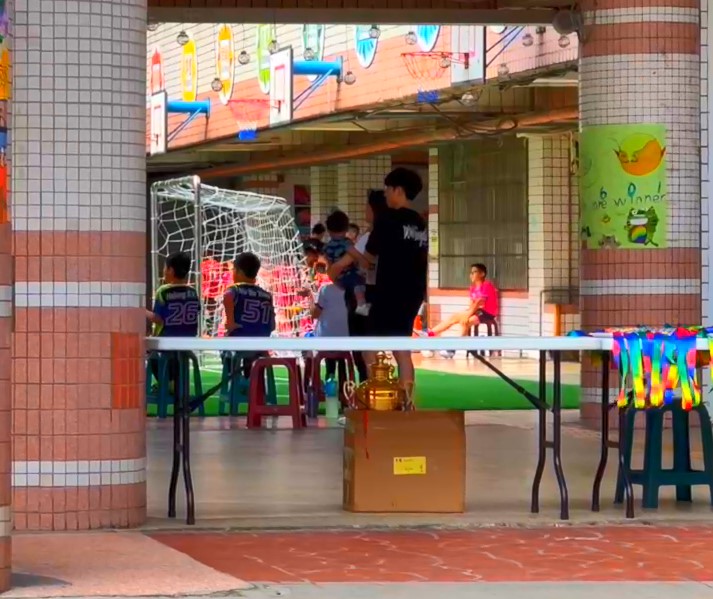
[[618, 406, 635, 518], [531, 350, 547, 514], [168, 352, 180, 519], [592, 352, 610, 512], [551, 351, 569, 520], [179, 353, 196, 526]]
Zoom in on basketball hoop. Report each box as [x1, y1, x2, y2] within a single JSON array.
[[401, 51, 470, 103], [228, 99, 272, 141]]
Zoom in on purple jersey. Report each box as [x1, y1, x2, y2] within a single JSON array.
[[224, 283, 276, 337]]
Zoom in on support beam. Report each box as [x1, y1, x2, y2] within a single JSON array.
[[147, 7, 556, 26]]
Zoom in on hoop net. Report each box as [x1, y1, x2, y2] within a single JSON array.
[[228, 99, 271, 141], [401, 51, 470, 103]]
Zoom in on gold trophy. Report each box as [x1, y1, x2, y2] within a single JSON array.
[[343, 352, 406, 411]]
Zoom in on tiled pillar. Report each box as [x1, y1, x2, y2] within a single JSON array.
[[527, 135, 579, 339], [579, 0, 701, 426], [12, 0, 147, 529], [309, 165, 337, 227], [336, 157, 391, 230], [0, 0, 10, 588]]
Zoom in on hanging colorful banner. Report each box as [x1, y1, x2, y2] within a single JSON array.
[[302, 24, 325, 82], [354, 25, 378, 68], [415, 25, 440, 51], [215, 24, 235, 105], [181, 36, 198, 102], [579, 124, 668, 250], [256, 24, 277, 95], [150, 48, 164, 96]]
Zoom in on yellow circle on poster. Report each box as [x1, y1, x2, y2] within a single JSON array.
[[216, 24, 234, 105], [0, 47, 10, 101], [181, 37, 198, 102]]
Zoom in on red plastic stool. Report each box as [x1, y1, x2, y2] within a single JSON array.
[[308, 352, 356, 407], [247, 357, 306, 429]]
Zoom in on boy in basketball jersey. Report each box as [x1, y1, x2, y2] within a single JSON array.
[[222, 252, 276, 378], [146, 251, 201, 385]]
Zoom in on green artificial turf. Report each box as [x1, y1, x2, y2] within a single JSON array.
[[146, 366, 580, 417]]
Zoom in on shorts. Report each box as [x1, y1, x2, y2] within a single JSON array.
[[369, 297, 423, 337], [476, 309, 496, 323], [339, 268, 366, 293]]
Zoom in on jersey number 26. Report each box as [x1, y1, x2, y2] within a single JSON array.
[[165, 302, 201, 326]]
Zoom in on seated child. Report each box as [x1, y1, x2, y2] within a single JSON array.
[[323, 210, 369, 316], [146, 251, 201, 384], [223, 252, 276, 377]]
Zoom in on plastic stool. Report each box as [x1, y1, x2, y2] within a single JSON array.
[[145, 351, 205, 418], [218, 352, 277, 416], [247, 357, 306, 429], [468, 319, 501, 358], [615, 400, 713, 509]]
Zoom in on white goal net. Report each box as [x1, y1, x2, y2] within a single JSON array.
[[150, 176, 311, 341]]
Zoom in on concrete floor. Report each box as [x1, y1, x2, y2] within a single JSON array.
[[145, 409, 713, 528]]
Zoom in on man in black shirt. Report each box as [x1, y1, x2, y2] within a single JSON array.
[[329, 167, 427, 392]]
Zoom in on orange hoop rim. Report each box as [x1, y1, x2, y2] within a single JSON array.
[[228, 98, 273, 131], [401, 51, 470, 82]]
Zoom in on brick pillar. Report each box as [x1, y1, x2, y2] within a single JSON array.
[[527, 135, 579, 339], [309, 165, 337, 227], [12, 0, 147, 529], [336, 157, 391, 230], [579, 0, 701, 426], [0, 0, 10, 588]]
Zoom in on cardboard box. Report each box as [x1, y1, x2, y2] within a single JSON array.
[[343, 409, 465, 513]]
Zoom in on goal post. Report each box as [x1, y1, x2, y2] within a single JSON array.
[[149, 176, 311, 340]]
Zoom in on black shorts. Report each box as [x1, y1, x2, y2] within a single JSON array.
[[369, 298, 423, 337], [476, 309, 496, 323]]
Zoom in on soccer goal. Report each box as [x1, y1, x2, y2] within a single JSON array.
[[150, 176, 312, 344]]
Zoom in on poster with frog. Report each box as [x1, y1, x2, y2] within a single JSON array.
[[579, 124, 668, 249]]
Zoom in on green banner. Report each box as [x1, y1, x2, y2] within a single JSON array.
[[579, 124, 668, 249]]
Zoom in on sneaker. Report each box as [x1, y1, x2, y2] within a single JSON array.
[[337, 416, 346, 427], [355, 303, 371, 316], [439, 350, 456, 359]]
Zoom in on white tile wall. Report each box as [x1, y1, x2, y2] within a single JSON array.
[[13, 0, 147, 233], [310, 164, 337, 226], [336, 157, 390, 230]]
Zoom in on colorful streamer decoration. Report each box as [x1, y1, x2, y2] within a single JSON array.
[[569, 327, 712, 411]]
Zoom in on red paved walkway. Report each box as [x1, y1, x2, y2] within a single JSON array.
[[151, 526, 713, 583]]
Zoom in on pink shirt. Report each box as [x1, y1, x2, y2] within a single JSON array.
[[469, 280, 499, 317]]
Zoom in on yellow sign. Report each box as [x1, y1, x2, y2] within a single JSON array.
[[216, 24, 234, 105], [181, 37, 198, 102], [0, 48, 10, 101], [393, 456, 427, 476], [580, 124, 668, 249]]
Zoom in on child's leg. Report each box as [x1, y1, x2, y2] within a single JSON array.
[[354, 284, 366, 306], [431, 311, 468, 335]]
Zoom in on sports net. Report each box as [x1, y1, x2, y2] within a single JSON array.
[[150, 177, 312, 347]]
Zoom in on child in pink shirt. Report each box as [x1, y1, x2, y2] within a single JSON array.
[[422, 263, 499, 337]]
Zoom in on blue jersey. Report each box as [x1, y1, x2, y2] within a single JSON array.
[[225, 283, 275, 337], [152, 284, 201, 337], [324, 237, 351, 264]]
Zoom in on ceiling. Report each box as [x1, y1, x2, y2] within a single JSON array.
[[147, 0, 578, 26]]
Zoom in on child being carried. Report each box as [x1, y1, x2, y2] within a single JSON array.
[[324, 210, 369, 316]]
